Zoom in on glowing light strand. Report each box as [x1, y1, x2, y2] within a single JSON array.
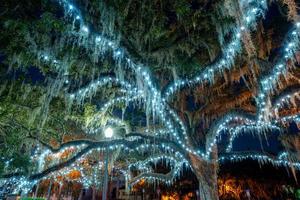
[[163, 0, 268, 100]]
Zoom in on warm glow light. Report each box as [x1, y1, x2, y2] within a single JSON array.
[[161, 192, 180, 200], [104, 127, 113, 138]]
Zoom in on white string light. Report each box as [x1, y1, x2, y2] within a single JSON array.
[[2, 0, 300, 192]]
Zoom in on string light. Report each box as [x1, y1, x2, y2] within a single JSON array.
[[163, 0, 268, 100], [2, 0, 300, 193]]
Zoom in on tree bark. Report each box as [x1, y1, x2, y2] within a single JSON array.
[[188, 153, 219, 200]]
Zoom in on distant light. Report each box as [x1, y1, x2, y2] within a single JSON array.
[[82, 26, 89, 33], [115, 50, 121, 56], [96, 36, 101, 42], [104, 127, 113, 138], [245, 16, 250, 23], [69, 5, 73, 10]]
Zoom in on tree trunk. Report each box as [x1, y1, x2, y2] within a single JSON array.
[[188, 153, 219, 200]]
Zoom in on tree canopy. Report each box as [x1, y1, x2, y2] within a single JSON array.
[[0, 0, 300, 199]]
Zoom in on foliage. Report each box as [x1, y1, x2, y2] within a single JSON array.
[[0, 0, 299, 199]]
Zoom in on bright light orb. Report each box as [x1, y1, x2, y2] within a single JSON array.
[[104, 127, 113, 138]]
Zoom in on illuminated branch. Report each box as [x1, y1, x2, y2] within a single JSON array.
[[204, 110, 255, 158], [128, 154, 187, 171], [223, 24, 300, 157], [225, 124, 281, 152], [219, 151, 300, 169], [163, 0, 268, 99], [279, 114, 300, 124], [271, 87, 300, 114], [2, 131, 190, 181], [257, 26, 300, 122], [129, 161, 185, 186], [69, 77, 134, 101], [224, 87, 300, 153], [54, 0, 213, 150], [125, 153, 188, 186]]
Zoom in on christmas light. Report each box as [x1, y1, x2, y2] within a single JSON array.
[[2, 0, 300, 194]]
